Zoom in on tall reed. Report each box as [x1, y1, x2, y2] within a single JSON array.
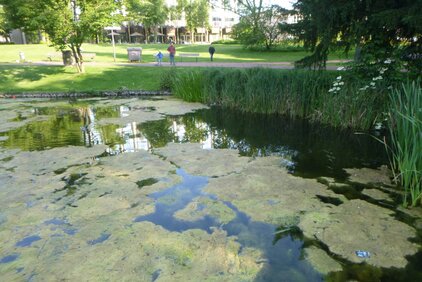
[[171, 71, 203, 102], [388, 81, 422, 206], [163, 68, 391, 130]]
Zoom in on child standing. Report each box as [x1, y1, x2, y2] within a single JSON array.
[[155, 51, 163, 66]]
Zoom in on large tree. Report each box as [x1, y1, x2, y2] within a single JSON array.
[[126, 0, 167, 43], [1, 0, 120, 72], [184, 0, 209, 43], [233, 3, 288, 49], [286, 0, 422, 71], [0, 4, 11, 42]]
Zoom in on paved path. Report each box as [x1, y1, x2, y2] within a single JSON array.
[[1, 60, 347, 70]]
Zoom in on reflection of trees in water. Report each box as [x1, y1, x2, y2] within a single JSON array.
[[180, 107, 388, 178], [92, 106, 121, 120], [138, 119, 175, 148], [0, 105, 122, 151], [99, 124, 124, 147], [1, 104, 388, 178], [178, 116, 209, 144], [1, 109, 85, 150]]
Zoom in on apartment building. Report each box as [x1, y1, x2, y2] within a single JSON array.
[[164, 0, 239, 43]]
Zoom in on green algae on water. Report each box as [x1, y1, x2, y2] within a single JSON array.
[[136, 178, 159, 189]]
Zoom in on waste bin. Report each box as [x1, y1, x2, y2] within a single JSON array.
[[19, 51, 25, 62], [62, 50, 73, 66], [127, 47, 142, 62]]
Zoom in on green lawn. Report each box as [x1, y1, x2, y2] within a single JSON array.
[[0, 43, 352, 64], [0, 65, 184, 93], [0, 43, 352, 94]]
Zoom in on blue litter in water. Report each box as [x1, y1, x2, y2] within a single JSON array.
[[0, 254, 19, 264], [15, 235, 42, 247], [87, 233, 111, 245], [355, 250, 371, 258]]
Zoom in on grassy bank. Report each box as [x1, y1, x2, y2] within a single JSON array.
[[165, 68, 390, 130], [0, 43, 351, 64], [0, 65, 194, 93]]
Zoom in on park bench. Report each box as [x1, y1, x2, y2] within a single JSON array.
[[179, 53, 200, 62]]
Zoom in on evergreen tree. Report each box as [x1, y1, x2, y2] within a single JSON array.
[[286, 0, 422, 71]]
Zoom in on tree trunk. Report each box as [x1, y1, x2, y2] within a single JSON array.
[[70, 44, 84, 73], [144, 28, 149, 44]]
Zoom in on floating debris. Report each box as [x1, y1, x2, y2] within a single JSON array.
[[355, 250, 371, 258]]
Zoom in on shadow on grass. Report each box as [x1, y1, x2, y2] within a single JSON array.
[[0, 65, 186, 93], [0, 65, 66, 83]]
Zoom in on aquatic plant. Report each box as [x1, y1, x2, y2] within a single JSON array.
[[136, 178, 159, 189], [388, 81, 422, 206], [167, 68, 389, 129], [171, 71, 203, 102]]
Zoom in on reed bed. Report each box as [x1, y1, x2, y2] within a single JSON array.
[[165, 68, 389, 130], [388, 81, 422, 206]]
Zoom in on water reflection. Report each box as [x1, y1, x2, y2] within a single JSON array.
[[134, 169, 322, 281], [0, 103, 387, 179]]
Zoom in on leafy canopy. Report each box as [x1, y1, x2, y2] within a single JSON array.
[[1, 0, 120, 72], [286, 0, 422, 71]]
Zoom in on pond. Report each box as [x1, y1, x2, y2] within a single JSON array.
[[0, 97, 421, 281]]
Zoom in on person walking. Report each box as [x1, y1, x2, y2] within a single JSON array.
[[167, 42, 176, 65], [208, 44, 216, 61]]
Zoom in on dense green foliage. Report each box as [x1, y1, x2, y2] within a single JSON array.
[[163, 67, 393, 130], [388, 81, 422, 207], [0, 4, 11, 41], [184, 0, 209, 42], [233, 1, 289, 49], [287, 0, 422, 72], [0, 0, 119, 72], [126, 0, 167, 43]]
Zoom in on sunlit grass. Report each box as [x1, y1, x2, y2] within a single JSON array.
[[0, 65, 184, 93], [0, 43, 351, 64]]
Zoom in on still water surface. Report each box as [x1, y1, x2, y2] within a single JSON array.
[[1, 99, 420, 281]]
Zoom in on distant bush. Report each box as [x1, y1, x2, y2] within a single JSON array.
[[159, 70, 174, 91], [211, 39, 240, 44]]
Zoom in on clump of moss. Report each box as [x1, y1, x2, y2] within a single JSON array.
[[136, 178, 158, 189]]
